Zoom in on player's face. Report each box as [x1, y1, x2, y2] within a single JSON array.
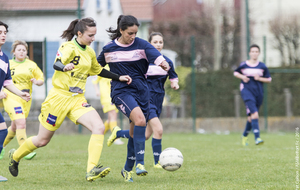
[[249, 47, 260, 60], [77, 26, 96, 46], [120, 25, 138, 44], [14, 45, 27, 61], [0, 25, 7, 47], [150, 35, 164, 52]]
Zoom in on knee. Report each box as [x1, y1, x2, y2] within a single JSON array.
[[134, 117, 146, 126], [36, 139, 50, 148]]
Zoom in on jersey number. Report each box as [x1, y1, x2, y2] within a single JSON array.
[[71, 56, 80, 65]]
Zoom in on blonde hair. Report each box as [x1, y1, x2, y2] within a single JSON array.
[[11, 40, 29, 59]]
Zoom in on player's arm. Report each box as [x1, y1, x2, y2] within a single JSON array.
[[4, 84, 31, 102], [233, 71, 249, 83], [254, 75, 272, 83], [53, 59, 74, 72], [98, 69, 132, 84]]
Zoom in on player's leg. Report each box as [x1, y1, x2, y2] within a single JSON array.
[[122, 123, 135, 182], [148, 117, 163, 168], [108, 109, 124, 145], [242, 116, 252, 146], [0, 124, 13, 160], [0, 114, 8, 181], [245, 99, 263, 145], [9, 123, 55, 177], [76, 110, 110, 182]]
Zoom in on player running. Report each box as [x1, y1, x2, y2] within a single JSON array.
[[0, 40, 44, 160], [8, 17, 131, 182], [0, 21, 31, 182], [107, 32, 179, 169], [234, 44, 272, 146], [97, 15, 170, 182]]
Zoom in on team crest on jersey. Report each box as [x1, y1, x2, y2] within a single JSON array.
[[132, 51, 142, 59], [82, 103, 91, 107], [14, 107, 23, 114], [110, 53, 118, 61], [118, 104, 126, 114], [46, 113, 57, 126], [56, 50, 62, 57]]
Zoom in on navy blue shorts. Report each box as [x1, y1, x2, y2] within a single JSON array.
[[241, 88, 263, 115], [0, 113, 5, 123], [148, 92, 164, 120], [113, 90, 150, 122]]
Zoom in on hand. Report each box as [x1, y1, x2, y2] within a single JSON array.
[[160, 61, 170, 71], [63, 63, 75, 71], [254, 74, 260, 81], [96, 92, 100, 97], [119, 75, 132, 85], [171, 81, 179, 90], [242, 76, 250, 83], [20, 92, 31, 102], [0, 91, 7, 99], [30, 78, 38, 85]]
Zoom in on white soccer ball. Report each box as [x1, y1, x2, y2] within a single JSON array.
[[159, 147, 183, 171]]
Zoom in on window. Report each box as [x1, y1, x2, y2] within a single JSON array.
[[96, 0, 102, 12], [27, 42, 43, 72], [107, 0, 112, 13]]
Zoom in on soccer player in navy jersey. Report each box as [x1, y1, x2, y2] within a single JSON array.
[[97, 15, 170, 182], [234, 44, 272, 146], [106, 32, 179, 169], [0, 21, 31, 182]]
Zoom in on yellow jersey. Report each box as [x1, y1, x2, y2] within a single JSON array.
[[4, 58, 44, 94], [53, 39, 103, 94]]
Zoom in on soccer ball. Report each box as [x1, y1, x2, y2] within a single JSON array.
[[159, 147, 183, 171]]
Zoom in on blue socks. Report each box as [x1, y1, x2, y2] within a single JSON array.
[[152, 138, 161, 164], [251, 119, 260, 139], [243, 121, 252, 137], [133, 125, 146, 166], [124, 136, 135, 171], [0, 128, 8, 154], [117, 130, 130, 139]]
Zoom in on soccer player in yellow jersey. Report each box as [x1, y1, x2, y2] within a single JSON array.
[[0, 40, 44, 161], [8, 17, 132, 182], [92, 64, 124, 145]]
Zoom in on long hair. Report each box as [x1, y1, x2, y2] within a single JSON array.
[[106, 15, 140, 40], [148, 32, 163, 43], [61, 17, 96, 41]]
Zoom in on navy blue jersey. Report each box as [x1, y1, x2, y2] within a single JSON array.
[[97, 37, 165, 98], [146, 55, 178, 94], [234, 61, 271, 98], [0, 50, 13, 89]]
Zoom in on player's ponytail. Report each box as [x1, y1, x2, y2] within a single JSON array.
[[107, 15, 140, 40], [61, 18, 96, 41]]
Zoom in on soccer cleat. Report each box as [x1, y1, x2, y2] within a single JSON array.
[[114, 138, 124, 145], [242, 136, 249, 146], [153, 162, 162, 169], [0, 175, 7, 182], [107, 126, 121, 147], [24, 152, 37, 160], [0, 148, 5, 160], [86, 164, 110, 182], [136, 163, 148, 176], [121, 168, 133, 182], [8, 149, 19, 177], [255, 138, 264, 145]]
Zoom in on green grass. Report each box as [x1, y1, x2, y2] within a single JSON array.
[[0, 132, 296, 190]]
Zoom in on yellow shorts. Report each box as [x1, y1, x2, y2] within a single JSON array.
[[99, 79, 118, 114], [3, 90, 32, 120], [38, 88, 94, 131]]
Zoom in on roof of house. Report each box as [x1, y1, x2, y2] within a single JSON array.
[[0, 0, 84, 11], [120, 0, 153, 21]]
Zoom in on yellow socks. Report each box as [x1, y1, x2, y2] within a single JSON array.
[[87, 134, 104, 172], [103, 121, 110, 135], [13, 136, 37, 162], [3, 126, 15, 147], [109, 121, 117, 132], [16, 128, 27, 146]]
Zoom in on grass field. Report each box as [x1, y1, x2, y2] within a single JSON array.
[[0, 132, 297, 190]]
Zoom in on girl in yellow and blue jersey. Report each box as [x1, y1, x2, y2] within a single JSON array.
[[0, 40, 44, 161], [8, 17, 131, 182]]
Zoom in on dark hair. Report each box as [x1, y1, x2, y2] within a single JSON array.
[[107, 15, 140, 40], [249, 44, 260, 52], [0, 21, 8, 32], [61, 17, 96, 41], [148, 32, 163, 42]]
